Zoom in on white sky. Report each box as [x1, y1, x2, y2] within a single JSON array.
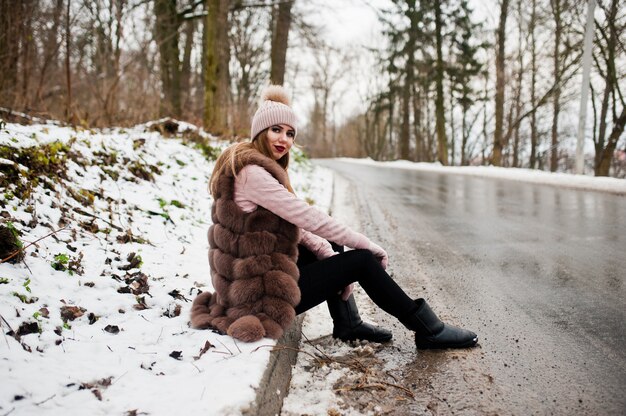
[[292, 0, 496, 124], [317, 0, 494, 44]]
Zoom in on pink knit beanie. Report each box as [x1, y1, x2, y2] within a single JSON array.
[[251, 85, 298, 140]]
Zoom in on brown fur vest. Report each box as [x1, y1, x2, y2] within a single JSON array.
[[190, 152, 301, 342]]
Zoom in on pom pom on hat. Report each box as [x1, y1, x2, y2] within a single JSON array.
[[261, 85, 291, 106], [251, 85, 298, 140]]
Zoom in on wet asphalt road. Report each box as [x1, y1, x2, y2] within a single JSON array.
[[317, 160, 626, 415]]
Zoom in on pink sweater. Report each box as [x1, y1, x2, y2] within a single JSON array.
[[234, 164, 371, 259]]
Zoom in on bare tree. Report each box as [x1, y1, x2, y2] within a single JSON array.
[[592, 0, 625, 176], [399, 0, 419, 161], [16, 0, 38, 110], [363, 91, 392, 160], [433, 1, 449, 165], [548, 0, 578, 172], [0, 0, 35, 108], [305, 44, 353, 157], [270, 0, 293, 85], [204, 0, 230, 134], [510, 0, 526, 167], [180, 19, 196, 114], [65, 0, 74, 123], [29, 1, 64, 109], [492, 0, 510, 166], [230, 6, 270, 135], [549, 0, 562, 171], [155, 0, 182, 117], [529, 0, 540, 168]]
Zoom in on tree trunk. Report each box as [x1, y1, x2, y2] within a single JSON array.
[[482, 85, 488, 165], [322, 88, 329, 152], [181, 19, 195, 112], [512, 1, 524, 168], [595, 107, 626, 176], [425, 86, 434, 162], [513, 120, 521, 167], [104, 0, 126, 124], [434, 1, 448, 165], [204, 0, 230, 135], [400, 76, 411, 160], [270, 0, 293, 85], [593, 0, 620, 176], [0, 0, 25, 107], [449, 89, 455, 165], [155, 0, 181, 117], [529, 0, 538, 168], [400, 0, 418, 161], [461, 103, 468, 165], [18, 1, 34, 109], [34, 0, 64, 107], [493, 0, 509, 166], [65, 0, 73, 123], [388, 84, 394, 154], [550, 0, 562, 172], [412, 83, 424, 162]]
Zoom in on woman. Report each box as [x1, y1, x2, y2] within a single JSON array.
[[190, 85, 478, 349]]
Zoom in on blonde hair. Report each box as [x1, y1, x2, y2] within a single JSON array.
[[209, 129, 294, 197]]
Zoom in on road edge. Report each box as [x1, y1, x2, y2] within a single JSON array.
[[243, 316, 303, 416]]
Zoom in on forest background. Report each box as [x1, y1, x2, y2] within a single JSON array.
[[0, 0, 624, 177]]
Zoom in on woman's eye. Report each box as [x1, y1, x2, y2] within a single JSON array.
[[287, 132, 295, 138], [271, 127, 280, 133]]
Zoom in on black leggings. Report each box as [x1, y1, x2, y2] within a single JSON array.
[[295, 244, 417, 320]]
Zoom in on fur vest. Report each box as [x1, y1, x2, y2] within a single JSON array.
[[190, 151, 301, 342]]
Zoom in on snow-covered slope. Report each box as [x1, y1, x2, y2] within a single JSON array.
[[0, 119, 331, 415]]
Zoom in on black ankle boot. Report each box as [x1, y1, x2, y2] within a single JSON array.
[[401, 299, 478, 349], [326, 294, 393, 343]]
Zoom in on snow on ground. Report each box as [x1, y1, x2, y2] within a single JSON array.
[[0, 120, 331, 416]]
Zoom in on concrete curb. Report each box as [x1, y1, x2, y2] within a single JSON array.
[[244, 315, 303, 416]]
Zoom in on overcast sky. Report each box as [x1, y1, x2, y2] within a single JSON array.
[[290, 0, 496, 125]]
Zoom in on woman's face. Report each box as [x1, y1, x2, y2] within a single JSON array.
[[266, 124, 295, 160]]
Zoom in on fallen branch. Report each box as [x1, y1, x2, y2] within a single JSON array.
[[215, 338, 234, 355], [335, 380, 414, 399], [34, 394, 56, 406], [300, 332, 415, 400], [377, 380, 415, 398], [21, 257, 33, 274], [301, 332, 371, 373], [72, 207, 124, 231], [301, 331, 334, 363], [0, 313, 15, 348], [233, 338, 242, 354], [252, 344, 325, 366], [1, 407, 15, 416], [1, 227, 68, 264], [335, 382, 387, 392]]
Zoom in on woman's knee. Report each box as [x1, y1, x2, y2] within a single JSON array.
[[343, 249, 379, 269]]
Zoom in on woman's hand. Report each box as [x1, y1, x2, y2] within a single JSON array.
[[341, 283, 354, 301], [368, 241, 388, 269]]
